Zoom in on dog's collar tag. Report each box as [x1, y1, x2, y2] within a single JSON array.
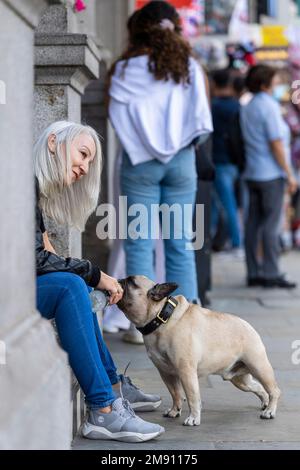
[[136, 296, 178, 336]]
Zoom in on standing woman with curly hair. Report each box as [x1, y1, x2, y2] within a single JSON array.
[[108, 1, 212, 343]]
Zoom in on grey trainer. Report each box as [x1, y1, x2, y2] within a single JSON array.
[[117, 374, 162, 411], [82, 398, 164, 443]]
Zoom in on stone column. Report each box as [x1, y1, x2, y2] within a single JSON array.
[[0, 0, 71, 450], [34, 2, 101, 257]]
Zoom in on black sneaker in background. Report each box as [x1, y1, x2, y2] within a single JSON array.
[[263, 276, 297, 289], [247, 277, 265, 287]]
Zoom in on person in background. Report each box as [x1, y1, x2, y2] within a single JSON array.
[[241, 65, 298, 288], [233, 75, 253, 106], [232, 74, 251, 240], [284, 91, 300, 248], [232, 75, 246, 100], [210, 68, 243, 257], [107, 1, 212, 343]]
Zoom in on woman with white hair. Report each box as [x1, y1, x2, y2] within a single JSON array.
[[34, 120, 164, 442]]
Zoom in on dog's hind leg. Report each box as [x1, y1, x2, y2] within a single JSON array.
[[158, 371, 183, 418], [231, 373, 269, 410], [244, 350, 281, 419]]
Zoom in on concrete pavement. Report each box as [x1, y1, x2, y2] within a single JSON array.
[[73, 250, 300, 450]]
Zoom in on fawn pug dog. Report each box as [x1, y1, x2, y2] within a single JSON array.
[[117, 276, 281, 426]]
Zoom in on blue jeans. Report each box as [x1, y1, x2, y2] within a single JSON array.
[[211, 163, 241, 248], [36, 272, 119, 409], [121, 145, 198, 300]]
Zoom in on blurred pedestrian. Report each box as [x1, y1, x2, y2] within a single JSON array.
[[241, 65, 298, 288], [210, 68, 243, 257]]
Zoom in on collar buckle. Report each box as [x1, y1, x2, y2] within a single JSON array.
[[156, 311, 169, 324], [137, 296, 178, 335]]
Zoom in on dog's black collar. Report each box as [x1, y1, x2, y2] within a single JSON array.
[[136, 296, 178, 336]]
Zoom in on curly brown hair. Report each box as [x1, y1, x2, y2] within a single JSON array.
[[109, 1, 192, 86]]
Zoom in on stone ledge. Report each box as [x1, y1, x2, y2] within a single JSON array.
[[0, 311, 71, 449], [34, 34, 101, 93], [35, 33, 102, 59]]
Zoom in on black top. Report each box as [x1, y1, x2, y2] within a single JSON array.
[[35, 177, 101, 287], [211, 96, 240, 165]]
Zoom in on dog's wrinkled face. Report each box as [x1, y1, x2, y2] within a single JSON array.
[[117, 275, 178, 327]]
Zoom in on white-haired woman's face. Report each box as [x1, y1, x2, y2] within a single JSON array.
[[48, 132, 96, 184], [69, 133, 96, 184]]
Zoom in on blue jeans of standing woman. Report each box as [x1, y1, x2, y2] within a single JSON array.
[[37, 272, 119, 409], [120, 145, 198, 300], [211, 163, 241, 248]]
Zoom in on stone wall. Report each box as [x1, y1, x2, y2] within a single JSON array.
[[0, 0, 71, 450]]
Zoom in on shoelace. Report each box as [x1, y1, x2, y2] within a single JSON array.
[[123, 399, 136, 417], [122, 374, 140, 391], [122, 361, 141, 391], [116, 398, 136, 419]]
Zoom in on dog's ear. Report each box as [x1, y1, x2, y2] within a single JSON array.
[[147, 282, 178, 301]]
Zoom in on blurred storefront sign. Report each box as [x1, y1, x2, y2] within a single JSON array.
[[136, 0, 193, 6], [261, 25, 289, 47], [255, 47, 289, 65], [254, 25, 289, 67]]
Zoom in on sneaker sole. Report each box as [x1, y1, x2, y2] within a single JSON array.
[[122, 335, 144, 345], [131, 400, 162, 412], [82, 422, 164, 443]]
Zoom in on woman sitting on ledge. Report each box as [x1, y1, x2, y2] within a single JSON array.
[[34, 120, 164, 443]]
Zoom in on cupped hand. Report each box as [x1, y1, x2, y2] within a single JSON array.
[[97, 272, 123, 305]]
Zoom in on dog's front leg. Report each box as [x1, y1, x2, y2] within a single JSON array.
[[179, 368, 201, 426], [158, 371, 183, 418]]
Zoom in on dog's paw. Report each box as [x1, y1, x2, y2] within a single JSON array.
[[260, 408, 276, 419], [163, 407, 181, 418], [261, 401, 269, 411], [260, 393, 269, 410], [183, 415, 201, 426]]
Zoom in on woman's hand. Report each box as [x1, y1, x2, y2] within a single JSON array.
[[96, 272, 123, 305], [287, 174, 298, 195]]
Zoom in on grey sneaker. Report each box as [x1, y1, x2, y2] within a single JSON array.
[[117, 374, 162, 411], [82, 398, 164, 443], [122, 323, 144, 344]]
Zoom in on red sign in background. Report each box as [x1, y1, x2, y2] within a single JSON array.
[[135, 0, 194, 9]]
